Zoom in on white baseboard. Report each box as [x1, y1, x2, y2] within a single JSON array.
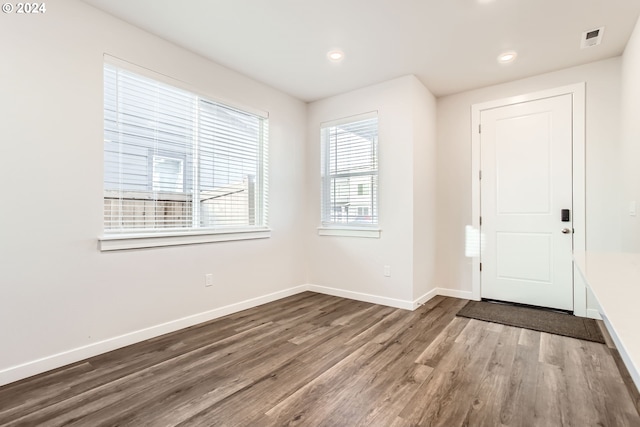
[[0, 285, 308, 387], [413, 288, 475, 309], [413, 288, 440, 309], [307, 284, 415, 310], [586, 308, 602, 320], [600, 311, 640, 393], [434, 288, 476, 301], [309, 285, 474, 311]]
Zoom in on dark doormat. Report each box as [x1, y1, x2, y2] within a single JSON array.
[[457, 300, 605, 343]]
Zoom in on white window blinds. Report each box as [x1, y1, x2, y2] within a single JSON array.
[[103, 63, 268, 234], [321, 113, 378, 226]]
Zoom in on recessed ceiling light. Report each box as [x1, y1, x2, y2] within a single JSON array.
[[327, 50, 344, 62], [497, 51, 517, 64]]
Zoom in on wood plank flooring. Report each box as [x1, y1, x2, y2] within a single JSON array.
[[1, 292, 639, 426]]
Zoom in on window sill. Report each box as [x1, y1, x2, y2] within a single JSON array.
[[317, 226, 381, 238], [99, 228, 271, 251]]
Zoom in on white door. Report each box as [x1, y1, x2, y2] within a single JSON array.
[[480, 94, 573, 311]]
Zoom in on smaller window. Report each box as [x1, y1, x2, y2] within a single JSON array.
[[321, 112, 378, 227]]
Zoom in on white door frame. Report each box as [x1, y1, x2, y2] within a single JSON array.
[[470, 83, 586, 316]]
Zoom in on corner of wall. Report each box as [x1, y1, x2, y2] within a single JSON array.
[[410, 78, 439, 300]]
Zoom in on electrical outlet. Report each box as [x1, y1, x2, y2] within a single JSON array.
[[383, 265, 391, 277], [205, 273, 213, 287], [630, 201, 637, 217]]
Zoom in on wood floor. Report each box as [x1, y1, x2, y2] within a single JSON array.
[[1, 292, 639, 426]]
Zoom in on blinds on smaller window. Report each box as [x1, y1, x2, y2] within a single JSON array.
[[104, 63, 268, 234], [321, 112, 378, 226]]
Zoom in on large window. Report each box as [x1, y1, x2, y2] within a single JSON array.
[[321, 113, 378, 228], [103, 63, 268, 239]]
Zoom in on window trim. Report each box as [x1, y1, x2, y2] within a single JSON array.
[[99, 227, 271, 251], [317, 226, 381, 239], [319, 111, 379, 237], [101, 55, 270, 250]]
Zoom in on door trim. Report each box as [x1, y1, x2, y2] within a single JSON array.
[[470, 83, 586, 316]]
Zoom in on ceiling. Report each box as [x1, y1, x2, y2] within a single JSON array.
[[81, 0, 640, 102]]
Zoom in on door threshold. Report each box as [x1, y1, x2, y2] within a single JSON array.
[[481, 298, 574, 316]]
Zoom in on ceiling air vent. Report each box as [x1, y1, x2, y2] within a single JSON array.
[[581, 27, 605, 49]]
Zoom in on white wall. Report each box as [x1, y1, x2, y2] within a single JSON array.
[[436, 58, 622, 309], [620, 15, 640, 251], [305, 75, 438, 307], [0, 0, 307, 385]]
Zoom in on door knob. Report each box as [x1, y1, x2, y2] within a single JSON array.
[[561, 228, 572, 234]]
